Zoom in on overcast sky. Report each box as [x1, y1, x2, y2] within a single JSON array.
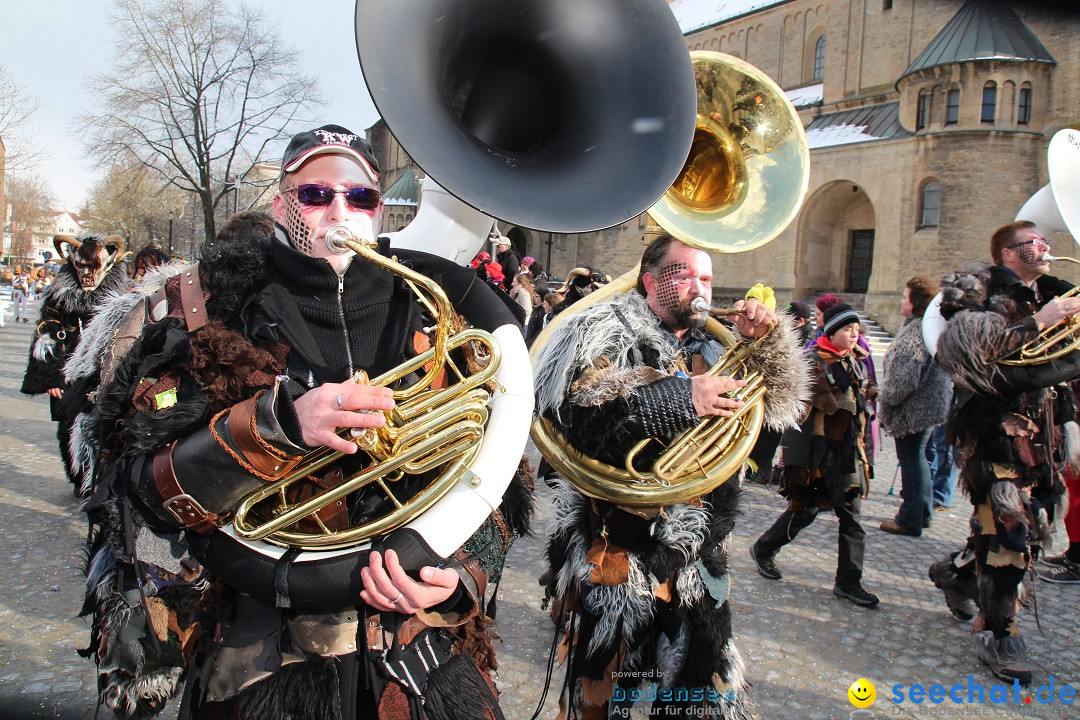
[[2, 0, 743, 210]]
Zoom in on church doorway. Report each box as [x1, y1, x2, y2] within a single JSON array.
[[846, 230, 874, 293]]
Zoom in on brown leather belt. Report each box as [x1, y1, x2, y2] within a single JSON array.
[[153, 443, 219, 534]]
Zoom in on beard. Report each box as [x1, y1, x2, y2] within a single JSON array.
[[672, 295, 708, 330]]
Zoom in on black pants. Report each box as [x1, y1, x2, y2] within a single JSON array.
[[755, 492, 866, 589]]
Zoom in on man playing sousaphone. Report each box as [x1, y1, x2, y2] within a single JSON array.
[[928, 220, 1080, 685], [533, 233, 810, 718], [78, 125, 533, 719]]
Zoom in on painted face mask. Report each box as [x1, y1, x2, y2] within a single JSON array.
[[55, 235, 124, 290]]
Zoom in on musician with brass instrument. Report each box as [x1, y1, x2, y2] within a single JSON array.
[[79, 126, 532, 720], [535, 234, 809, 719], [927, 220, 1080, 686]]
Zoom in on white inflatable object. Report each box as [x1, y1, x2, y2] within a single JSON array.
[[922, 291, 946, 358], [386, 177, 496, 266], [1015, 129, 1080, 242]]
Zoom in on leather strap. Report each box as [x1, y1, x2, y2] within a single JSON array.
[[153, 443, 219, 534], [228, 394, 303, 479], [451, 549, 488, 603], [179, 264, 207, 332]]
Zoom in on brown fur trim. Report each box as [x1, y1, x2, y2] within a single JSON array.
[[188, 320, 277, 407], [456, 613, 499, 676]]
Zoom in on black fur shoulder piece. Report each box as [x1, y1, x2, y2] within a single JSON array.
[[939, 262, 992, 320], [201, 212, 274, 321]]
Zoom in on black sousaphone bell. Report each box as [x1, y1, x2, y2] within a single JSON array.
[[355, 0, 697, 233]]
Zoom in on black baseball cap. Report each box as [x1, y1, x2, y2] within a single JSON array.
[[280, 124, 380, 183]]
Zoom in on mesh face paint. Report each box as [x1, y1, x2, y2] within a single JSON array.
[[280, 188, 378, 257], [282, 188, 317, 255], [654, 261, 710, 329], [1015, 241, 1044, 270]]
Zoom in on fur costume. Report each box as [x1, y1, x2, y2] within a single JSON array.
[[877, 317, 951, 439], [535, 290, 809, 718], [78, 227, 534, 720], [932, 263, 1077, 672], [21, 237, 131, 491]]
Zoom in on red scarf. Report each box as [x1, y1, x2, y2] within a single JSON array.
[[815, 334, 851, 357]]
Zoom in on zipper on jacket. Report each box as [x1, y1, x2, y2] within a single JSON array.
[[337, 273, 354, 377]]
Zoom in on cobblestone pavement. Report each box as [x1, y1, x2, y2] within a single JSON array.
[[1, 312, 1077, 720]]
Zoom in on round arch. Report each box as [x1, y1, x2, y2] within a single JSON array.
[[793, 180, 877, 299]]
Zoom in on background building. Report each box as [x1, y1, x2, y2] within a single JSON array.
[[367, 0, 1079, 330]]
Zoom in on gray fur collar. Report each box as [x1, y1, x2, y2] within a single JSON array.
[[64, 261, 191, 382], [534, 291, 683, 419], [533, 289, 810, 432]]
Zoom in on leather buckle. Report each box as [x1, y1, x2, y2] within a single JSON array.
[[163, 493, 218, 532]]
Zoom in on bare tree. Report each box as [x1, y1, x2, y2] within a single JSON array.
[[80, 0, 322, 245], [0, 63, 47, 177], [6, 174, 54, 264], [84, 160, 188, 251]]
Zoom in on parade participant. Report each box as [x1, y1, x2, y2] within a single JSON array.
[[130, 242, 171, 283], [11, 265, 30, 323], [750, 303, 881, 607], [534, 233, 809, 718], [79, 124, 532, 719], [928, 220, 1080, 684], [20, 234, 131, 491]]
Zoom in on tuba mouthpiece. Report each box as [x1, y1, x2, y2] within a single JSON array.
[[325, 225, 354, 255]]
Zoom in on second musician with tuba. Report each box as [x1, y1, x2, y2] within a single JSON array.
[[928, 220, 1080, 686], [534, 234, 810, 718]]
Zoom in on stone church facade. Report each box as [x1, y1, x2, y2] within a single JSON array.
[[368, 0, 1079, 331]]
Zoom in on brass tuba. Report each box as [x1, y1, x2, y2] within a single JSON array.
[[231, 228, 504, 550], [530, 52, 810, 507]]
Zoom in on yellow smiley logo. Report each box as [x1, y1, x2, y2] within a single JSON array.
[[848, 678, 876, 708]]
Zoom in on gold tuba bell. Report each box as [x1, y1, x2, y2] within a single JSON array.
[[530, 52, 810, 507]]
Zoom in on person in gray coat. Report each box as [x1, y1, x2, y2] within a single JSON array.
[[878, 276, 952, 536]]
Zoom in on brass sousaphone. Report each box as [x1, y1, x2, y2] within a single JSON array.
[[530, 52, 811, 507], [200, 0, 699, 610]]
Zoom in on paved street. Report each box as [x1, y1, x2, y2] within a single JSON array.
[[0, 310, 1077, 720]]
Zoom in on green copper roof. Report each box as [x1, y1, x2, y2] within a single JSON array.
[[382, 169, 420, 206], [900, 0, 1055, 81]]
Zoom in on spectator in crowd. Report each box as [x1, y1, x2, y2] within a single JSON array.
[[509, 273, 533, 331], [877, 276, 951, 537], [525, 291, 563, 347], [470, 250, 491, 281], [751, 303, 881, 607], [494, 236, 519, 290], [485, 260, 505, 287], [927, 423, 956, 510]]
